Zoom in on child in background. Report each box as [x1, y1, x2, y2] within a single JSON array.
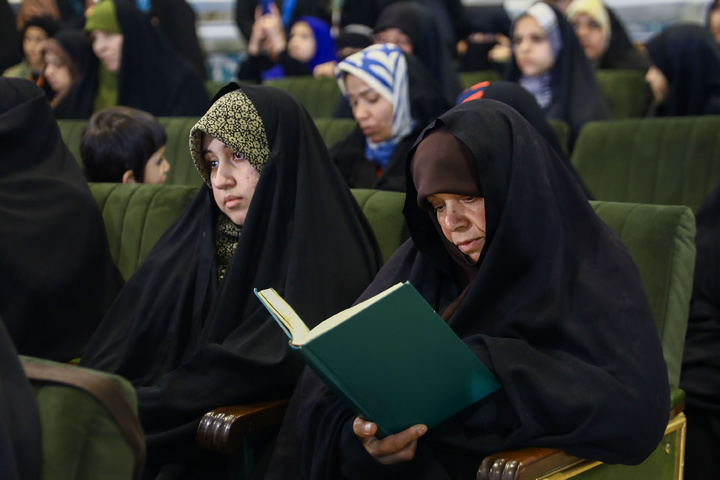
[[81, 106, 170, 184], [3, 15, 59, 100]]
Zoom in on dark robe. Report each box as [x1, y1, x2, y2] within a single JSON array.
[[461, 5, 512, 73], [60, 0, 209, 119], [0, 0, 22, 74], [0, 77, 121, 361], [237, 50, 310, 83], [598, 6, 650, 71], [374, 1, 462, 105], [330, 52, 449, 192], [267, 99, 669, 480], [0, 318, 41, 480], [680, 181, 720, 480], [505, 5, 610, 144], [645, 23, 720, 117], [80, 83, 383, 479]]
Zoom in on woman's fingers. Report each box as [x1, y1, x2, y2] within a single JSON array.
[[353, 418, 427, 465]]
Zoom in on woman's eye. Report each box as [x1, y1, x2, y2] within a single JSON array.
[[233, 151, 244, 161], [208, 160, 219, 169], [512, 36, 522, 46], [462, 196, 476, 203], [432, 205, 445, 214]]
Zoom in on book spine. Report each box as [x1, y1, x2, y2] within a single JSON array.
[[293, 345, 395, 436]]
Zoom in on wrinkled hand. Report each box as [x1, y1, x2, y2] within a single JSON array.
[[353, 417, 427, 465]]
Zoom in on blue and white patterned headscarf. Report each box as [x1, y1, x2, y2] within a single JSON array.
[[336, 43, 415, 169]]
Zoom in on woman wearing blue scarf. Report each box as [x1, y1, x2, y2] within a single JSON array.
[[329, 43, 448, 192]]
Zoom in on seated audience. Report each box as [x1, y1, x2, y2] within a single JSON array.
[[58, 0, 209, 119], [238, 6, 336, 82], [330, 43, 449, 191], [266, 98, 670, 479], [644, 23, 720, 116], [372, 1, 462, 105], [3, 15, 58, 100], [81, 106, 170, 184], [505, 1, 610, 144], [42, 29, 92, 115], [566, 0, 650, 71], [313, 23, 373, 78], [235, 0, 331, 43], [0, 77, 121, 362], [681, 179, 720, 480], [459, 5, 513, 73], [79, 83, 382, 479], [15, 0, 91, 30]]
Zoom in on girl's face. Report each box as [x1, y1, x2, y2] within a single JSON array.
[[24, 26, 49, 69], [513, 16, 555, 77], [43, 51, 72, 94], [91, 30, 123, 73], [572, 13, 606, 61], [344, 74, 394, 143], [288, 21, 316, 63], [202, 134, 260, 226], [711, 9, 720, 45], [645, 65, 668, 103]]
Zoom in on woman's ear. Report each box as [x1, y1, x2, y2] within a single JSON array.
[[122, 169, 136, 184]]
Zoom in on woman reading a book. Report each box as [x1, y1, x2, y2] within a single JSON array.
[[267, 99, 670, 478], [80, 82, 383, 479]]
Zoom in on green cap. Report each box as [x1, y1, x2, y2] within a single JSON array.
[[84, 0, 121, 35]]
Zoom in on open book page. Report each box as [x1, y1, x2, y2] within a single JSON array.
[[255, 288, 310, 342], [298, 282, 405, 344]]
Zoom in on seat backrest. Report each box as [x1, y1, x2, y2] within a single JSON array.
[[548, 119, 570, 155], [350, 189, 695, 388], [263, 76, 342, 118], [90, 183, 200, 281], [21, 355, 145, 480], [571, 116, 720, 212], [595, 69, 653, 119], [156, 117, 204, 187], [458, 70, 502, 90], [313, 118, 357, 149], [57, 118, 87, 167]]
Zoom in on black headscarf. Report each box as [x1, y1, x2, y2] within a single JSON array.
[[600, 6, 650, 70], [0, 318, 41, 480], [0, 77, 121, 361], [60, 0, 209, 119], [645, 23, 720, 117], [505, 3, 610, 144], [44, 29, 94, 115], [0, 0, 22, 73], [374, 1, 462, 105], [268, 99, 669, 479], [330, 50, 450, 192], [80, 83, 383, 477]]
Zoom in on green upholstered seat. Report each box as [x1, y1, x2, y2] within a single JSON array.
[[263, 76, 342, 118], [595, 69, 653, 119], [548, 118, 570, 154], [157, 117, 203, 187], [458, 70, 502, 90], [312, 118, 357, 149], [571, 116, 720, 212], [57, 119, 87, 167]]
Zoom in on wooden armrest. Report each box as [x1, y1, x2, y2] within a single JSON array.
[[196, 399, 290, 454], [476, 447, 581, 480]]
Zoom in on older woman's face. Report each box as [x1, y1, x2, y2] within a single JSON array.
[[345, 74, 394, 143], [91, 30, 123, 73], [426, 193, 486, 262], [202, 133, 260, 226], [513, 16, 555, 77], [43, 51, 72, 94], [572, 13, 606, 61]]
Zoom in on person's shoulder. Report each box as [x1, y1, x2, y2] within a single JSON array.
[[2, 61, 30, 79]]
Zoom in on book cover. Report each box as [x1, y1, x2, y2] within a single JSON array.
[[254, 282, 500, 437]]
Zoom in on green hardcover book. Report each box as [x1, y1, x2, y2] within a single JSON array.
[[254, 281, 500, 437]]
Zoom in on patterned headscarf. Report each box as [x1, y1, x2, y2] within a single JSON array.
[[189, 88, 270, 187], [336, 43, 415, 168]]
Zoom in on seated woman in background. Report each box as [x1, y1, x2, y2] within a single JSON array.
[[3, 15, 58, 100], [566, 0, 649, 71], [58, 0, 209, 119], [81, 106, 170, 184], [330, 43, 449, 192], [80, 83, 382, 479], [708, 0, 720, 45], [644, 23, 720, 116], [372, 1, 462, 105], [237, 3, 336, 82], [266, 98, 670, 480], [505, 1, 610, 144], [0, 77, 121, 363], [42, 29, 93, 116]]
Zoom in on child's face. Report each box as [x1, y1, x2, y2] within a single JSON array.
[[288, 21, 316, 63], [23, 26, 49, 68], [44, 51, 72, 94], [143, 145, 170, 185], [513, 16, 555, 77]]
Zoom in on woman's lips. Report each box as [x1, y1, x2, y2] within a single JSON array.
[[456, 237, 483, 254], [224, 196, 241, 208]]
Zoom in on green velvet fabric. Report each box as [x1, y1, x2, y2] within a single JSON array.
[[262, 75, 342, 118], [57, 119, 88, 168], [458, 70, 502, 89], [548, 118, 570, 154], [595, 69, 653, 119], [312, 118, 357, 149], [571, 116, 720, 213], [157, 116, 203, 187], [20, 355, 139, 480]]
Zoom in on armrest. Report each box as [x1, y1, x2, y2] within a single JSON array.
[[476, 447, 581, 480], [196, 399, 290, 454]]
